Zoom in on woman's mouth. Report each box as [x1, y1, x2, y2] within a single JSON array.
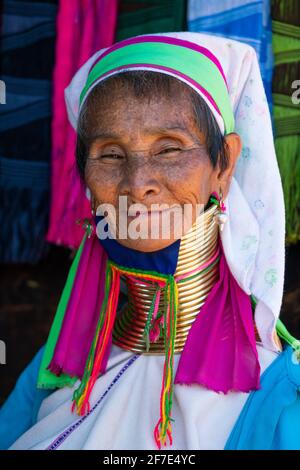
[[126, 205, 181, 220]]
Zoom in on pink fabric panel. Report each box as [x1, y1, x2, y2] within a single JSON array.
[[46, 0, 118, 248]]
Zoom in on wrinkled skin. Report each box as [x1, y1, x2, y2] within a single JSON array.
[[84, 82, 242, 252]]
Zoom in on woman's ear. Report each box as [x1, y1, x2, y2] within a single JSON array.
[[218, 132, 242, 198]]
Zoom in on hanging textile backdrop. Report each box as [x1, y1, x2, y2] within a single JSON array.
[[116, 0, 187, 41], [0, 0, 58, 262], [187, 0, 274, 112], [45, 0, 118, 250], [271, 0, 300, 244]]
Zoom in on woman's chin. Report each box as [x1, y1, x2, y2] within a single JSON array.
[[116, 237, 178, 253]]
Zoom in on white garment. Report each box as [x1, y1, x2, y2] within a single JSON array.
[[10, 343, 279, 450]]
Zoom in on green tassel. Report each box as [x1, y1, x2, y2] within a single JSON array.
[[72, 261, 113, 405], [143, 285, 161, 352], [276, 318, 300, 352], [251, 294, 300, 359]]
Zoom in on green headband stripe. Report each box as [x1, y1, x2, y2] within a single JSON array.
[[79, 42, 235, 134]]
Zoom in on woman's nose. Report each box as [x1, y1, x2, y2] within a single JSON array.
[[119, 160, 161, 202]]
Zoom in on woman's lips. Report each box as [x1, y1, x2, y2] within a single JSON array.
[[126, 206, 181, 220]]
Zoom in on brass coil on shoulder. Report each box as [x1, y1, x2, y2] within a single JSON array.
[[112, 204, 222, 354]]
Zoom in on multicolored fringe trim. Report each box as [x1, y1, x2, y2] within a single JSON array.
[[71, 259, 179, 449], [71, 260, 120, 415]]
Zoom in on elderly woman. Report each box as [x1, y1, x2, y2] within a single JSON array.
[[1, 32, 300, 451]]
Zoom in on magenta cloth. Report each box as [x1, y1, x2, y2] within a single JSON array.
[[46, 0, 118, 249], [174, 237, 261, 393], [48, 229, 109, 378]]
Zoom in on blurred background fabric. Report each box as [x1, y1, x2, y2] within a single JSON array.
[[45, 0, 118, 250], [0, 0, 299, 406], [0, 0, 57, 263], [188, 0, 274, 113], [271, 0, 300, 245]]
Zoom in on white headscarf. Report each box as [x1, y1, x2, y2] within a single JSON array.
[[64, 31, 285, 353]]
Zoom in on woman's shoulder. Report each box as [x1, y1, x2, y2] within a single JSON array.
[[225, 341, 300, 450], [0, 345, 52, 450]]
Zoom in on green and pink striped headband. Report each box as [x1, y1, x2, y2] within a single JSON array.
[[79, 35, 235, 135]]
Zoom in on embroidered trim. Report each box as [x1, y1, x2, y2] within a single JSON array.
[[45, 354, 139, 450]]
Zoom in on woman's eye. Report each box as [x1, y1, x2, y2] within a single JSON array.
[[158, 147, 182, 155], [101, 153, 124, 160]]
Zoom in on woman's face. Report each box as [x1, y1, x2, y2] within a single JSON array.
[[84, 82, 241, 252]]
